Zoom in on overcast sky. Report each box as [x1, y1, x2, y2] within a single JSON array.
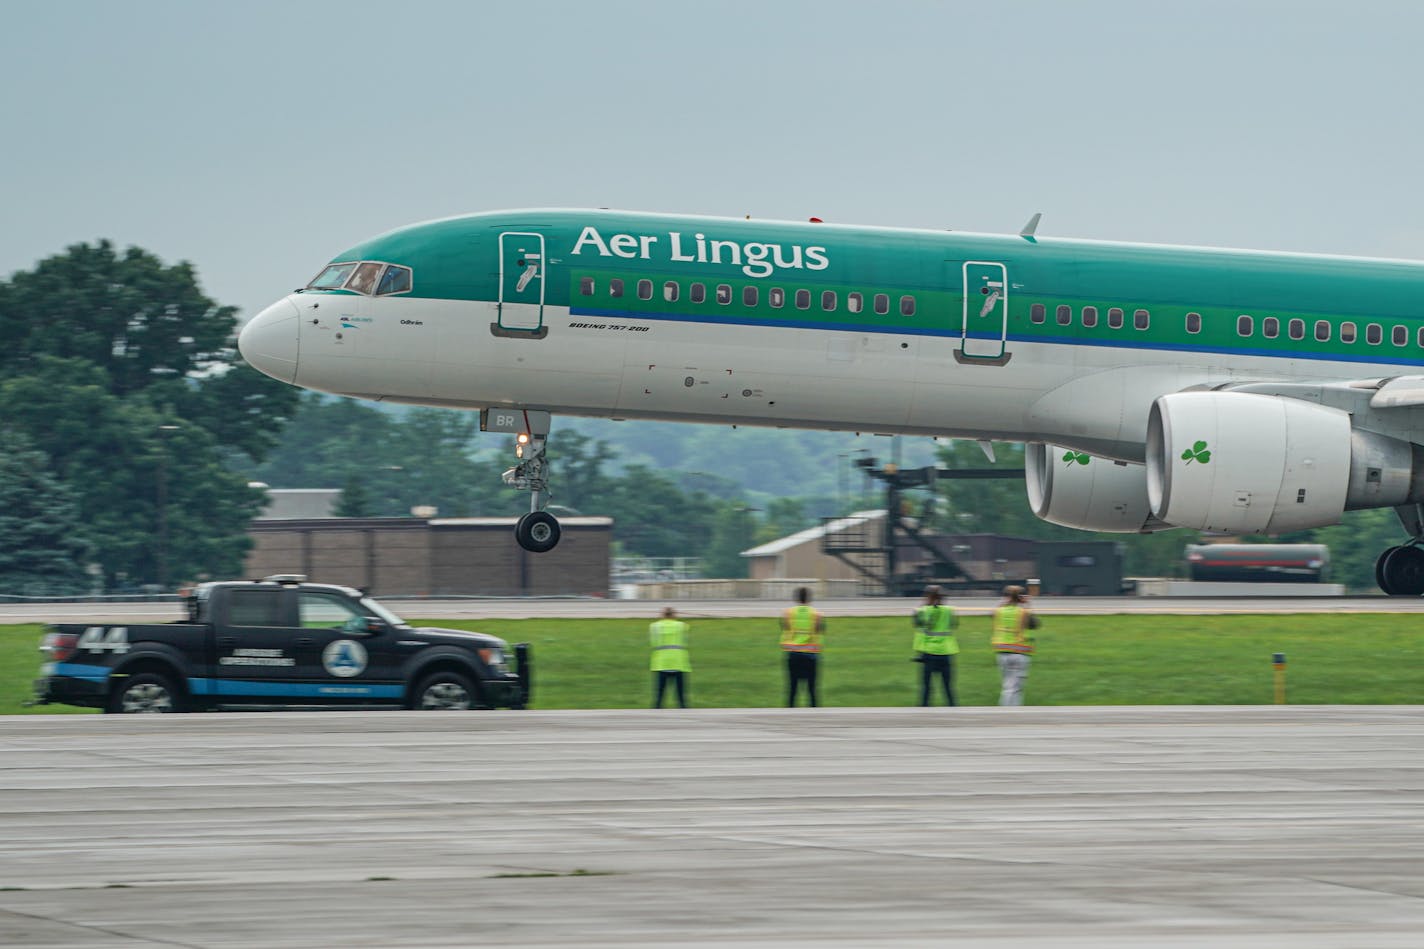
[[5, 0, 1424, 323]]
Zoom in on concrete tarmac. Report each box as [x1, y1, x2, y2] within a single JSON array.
[[3, 707, 1424, 948]]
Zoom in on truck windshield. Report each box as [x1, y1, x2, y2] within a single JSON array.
[[362, 596, 409, 628]]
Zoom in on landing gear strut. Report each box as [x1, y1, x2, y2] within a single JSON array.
[[1376, 504, 1424, 595], [492, 411, 562, 553]]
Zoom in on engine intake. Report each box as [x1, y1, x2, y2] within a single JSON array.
[[1146, 391, 1423, 534], [1025, 443, 1166, 533]]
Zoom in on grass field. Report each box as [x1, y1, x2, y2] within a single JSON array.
[[6, 613, 1421, 714]]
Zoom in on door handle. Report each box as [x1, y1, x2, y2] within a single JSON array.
[[218, 636, 237, 646], [296, 637, 313, 645]]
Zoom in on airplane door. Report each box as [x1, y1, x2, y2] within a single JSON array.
[[498, 232, 546, 332], [960, 261, 1009, 361]]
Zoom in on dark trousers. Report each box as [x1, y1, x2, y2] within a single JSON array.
[[919, 654, 956, 706], [653, 670, 687, 708], [786, 651, 819, 707]]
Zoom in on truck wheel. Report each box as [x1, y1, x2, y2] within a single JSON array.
[[107, 672, 185, 714], [411, 671, 478, 710]]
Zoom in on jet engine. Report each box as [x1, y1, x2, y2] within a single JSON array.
[[1025, 443, 1166, 532], [1146, 391, 1424, 534]]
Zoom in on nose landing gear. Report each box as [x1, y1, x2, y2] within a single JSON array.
[[489, 410, 562, 553]]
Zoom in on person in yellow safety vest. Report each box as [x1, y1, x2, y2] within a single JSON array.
[[990, 585, 1036, 706], [912, 585, 959, 706], [780, 586, 825, 707], [650, 606, 691, 708]]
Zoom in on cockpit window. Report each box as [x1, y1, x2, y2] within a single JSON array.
[[308, 262, 358, 289], [305, 261, 413, 296], [376, 265, 412, 295], [347, 262, 384, 295]]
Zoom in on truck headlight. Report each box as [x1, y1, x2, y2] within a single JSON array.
[[478, 648, 508, 674]]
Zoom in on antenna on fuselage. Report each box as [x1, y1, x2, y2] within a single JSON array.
[[1019, 212, 1042, 241]]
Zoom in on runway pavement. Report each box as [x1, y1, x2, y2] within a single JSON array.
[[3, 707, 1424, 947], [4, 594, 1424, 625]]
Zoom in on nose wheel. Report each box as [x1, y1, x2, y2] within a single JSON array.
[[515, 511, 561, 553], [500, 424, 562, 553]]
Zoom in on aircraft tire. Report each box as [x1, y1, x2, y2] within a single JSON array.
[[1375, 547, 1399, 595], [1380, 545, 1424, 596], [515, 511, 561, 553]]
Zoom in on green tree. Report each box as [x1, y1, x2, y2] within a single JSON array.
[[335, 475, 375, 518], [0, 357, 265, 589], [0, 430, 93, 595]]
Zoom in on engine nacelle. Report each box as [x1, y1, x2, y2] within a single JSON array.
[[1025, 443, 1167, 532], [1148, 391, 1382, 534]]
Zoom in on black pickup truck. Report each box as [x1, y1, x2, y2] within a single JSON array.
[[34, 576, 530, 713]]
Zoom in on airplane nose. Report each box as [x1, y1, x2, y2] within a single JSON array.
[[238, 297, 300, 384]]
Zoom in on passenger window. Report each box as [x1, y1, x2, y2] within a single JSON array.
[[376, 266, 412, 295], [637, 279, 653, 301], [822, 290, 837, 311], [1237, 315, 1253, 337], [1133, 309, 1150, 331], [663, 281, 678, 303], [1263, 317, 1279, 338], [873, 293, 890, 315], [579, 277, 594, 296], [1341, 321, 1357, 343], [900, 295, 916, 317], [1288, 319, 1305, 341], [1056, 304, 1071, 326], [227, 590, 284, 627], [299, 593, 363, 630], [1315, 320, 1331, 342], [1367, 323, 1383, 345], [770, 287, 785, 308], [716, 284, 732, 305], [1030, 304, 1045, 324], [1418, 327, 1424, 348], [796, 289, 811, 310], [609, 278, 624, 298], [690, 282, 706, 304], [847, 292, 864, 314], [1108, 307, 1124, 329], [1082, 306, 1098, 328], [1393, 325, 1408, 346], [744, 286, 758, 307], [1186, 312, 1202, 334]]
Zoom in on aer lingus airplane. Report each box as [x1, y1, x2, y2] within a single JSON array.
[[238, 209, 1424, 593]]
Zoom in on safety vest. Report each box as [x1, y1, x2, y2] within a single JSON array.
[[991, 605, 1034, 654], [913, 605, 959, 655], [781, 606, 823, 653], [649, 619, 691, 672]]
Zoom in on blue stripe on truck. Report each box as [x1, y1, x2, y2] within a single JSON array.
[[51, 662, 112, 683], [187, 678, 405, 699]]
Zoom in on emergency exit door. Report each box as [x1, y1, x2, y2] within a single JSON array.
[[498, 232, 546, 332], [960, 261, 1009, 360]]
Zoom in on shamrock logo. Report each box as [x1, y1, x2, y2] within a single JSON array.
[[1181, 440, 1211, 465], [1061, 450, 1090, 466]]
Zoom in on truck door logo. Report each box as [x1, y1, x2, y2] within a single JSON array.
[[323, 639, 368, 677]]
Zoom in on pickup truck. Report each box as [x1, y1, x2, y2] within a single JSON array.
[[33, 576, 530, 713]]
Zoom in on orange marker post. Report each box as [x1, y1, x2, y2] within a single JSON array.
[[1272, 652, 1286, 705]]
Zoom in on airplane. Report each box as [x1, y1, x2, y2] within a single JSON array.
[[238, 208, 1424, 594]]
